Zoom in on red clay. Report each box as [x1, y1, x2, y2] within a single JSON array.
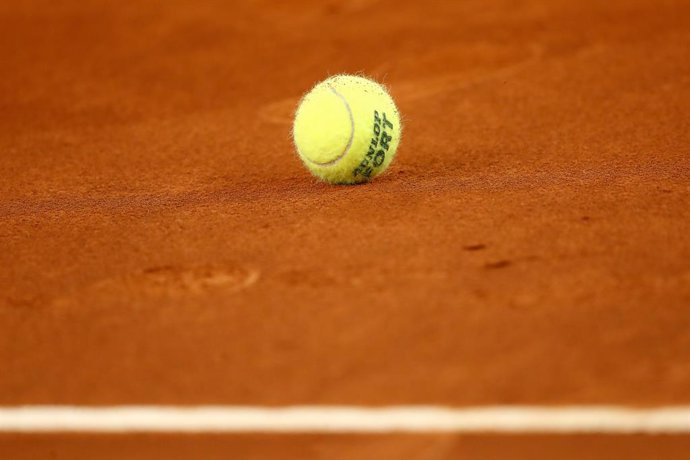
[[3, 434, 690, 460], [1, 0, 690, 456]]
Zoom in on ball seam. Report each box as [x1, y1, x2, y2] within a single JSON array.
[[303, 83, 355, 167]]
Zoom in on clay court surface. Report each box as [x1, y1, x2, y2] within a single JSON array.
[[1, 0, 690, 458]]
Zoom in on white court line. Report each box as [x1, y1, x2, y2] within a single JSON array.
[[2, 406, 690, 433]]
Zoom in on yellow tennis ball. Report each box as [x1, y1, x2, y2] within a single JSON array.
[[292, 75, 402, 184]]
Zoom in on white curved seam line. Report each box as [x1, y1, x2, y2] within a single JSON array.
[[305, 83, 355, 167]]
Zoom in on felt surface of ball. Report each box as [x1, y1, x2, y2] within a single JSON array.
[[293, 75, 402, 184]]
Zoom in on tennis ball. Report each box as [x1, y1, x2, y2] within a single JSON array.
[[293, 75, 402, 184]]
